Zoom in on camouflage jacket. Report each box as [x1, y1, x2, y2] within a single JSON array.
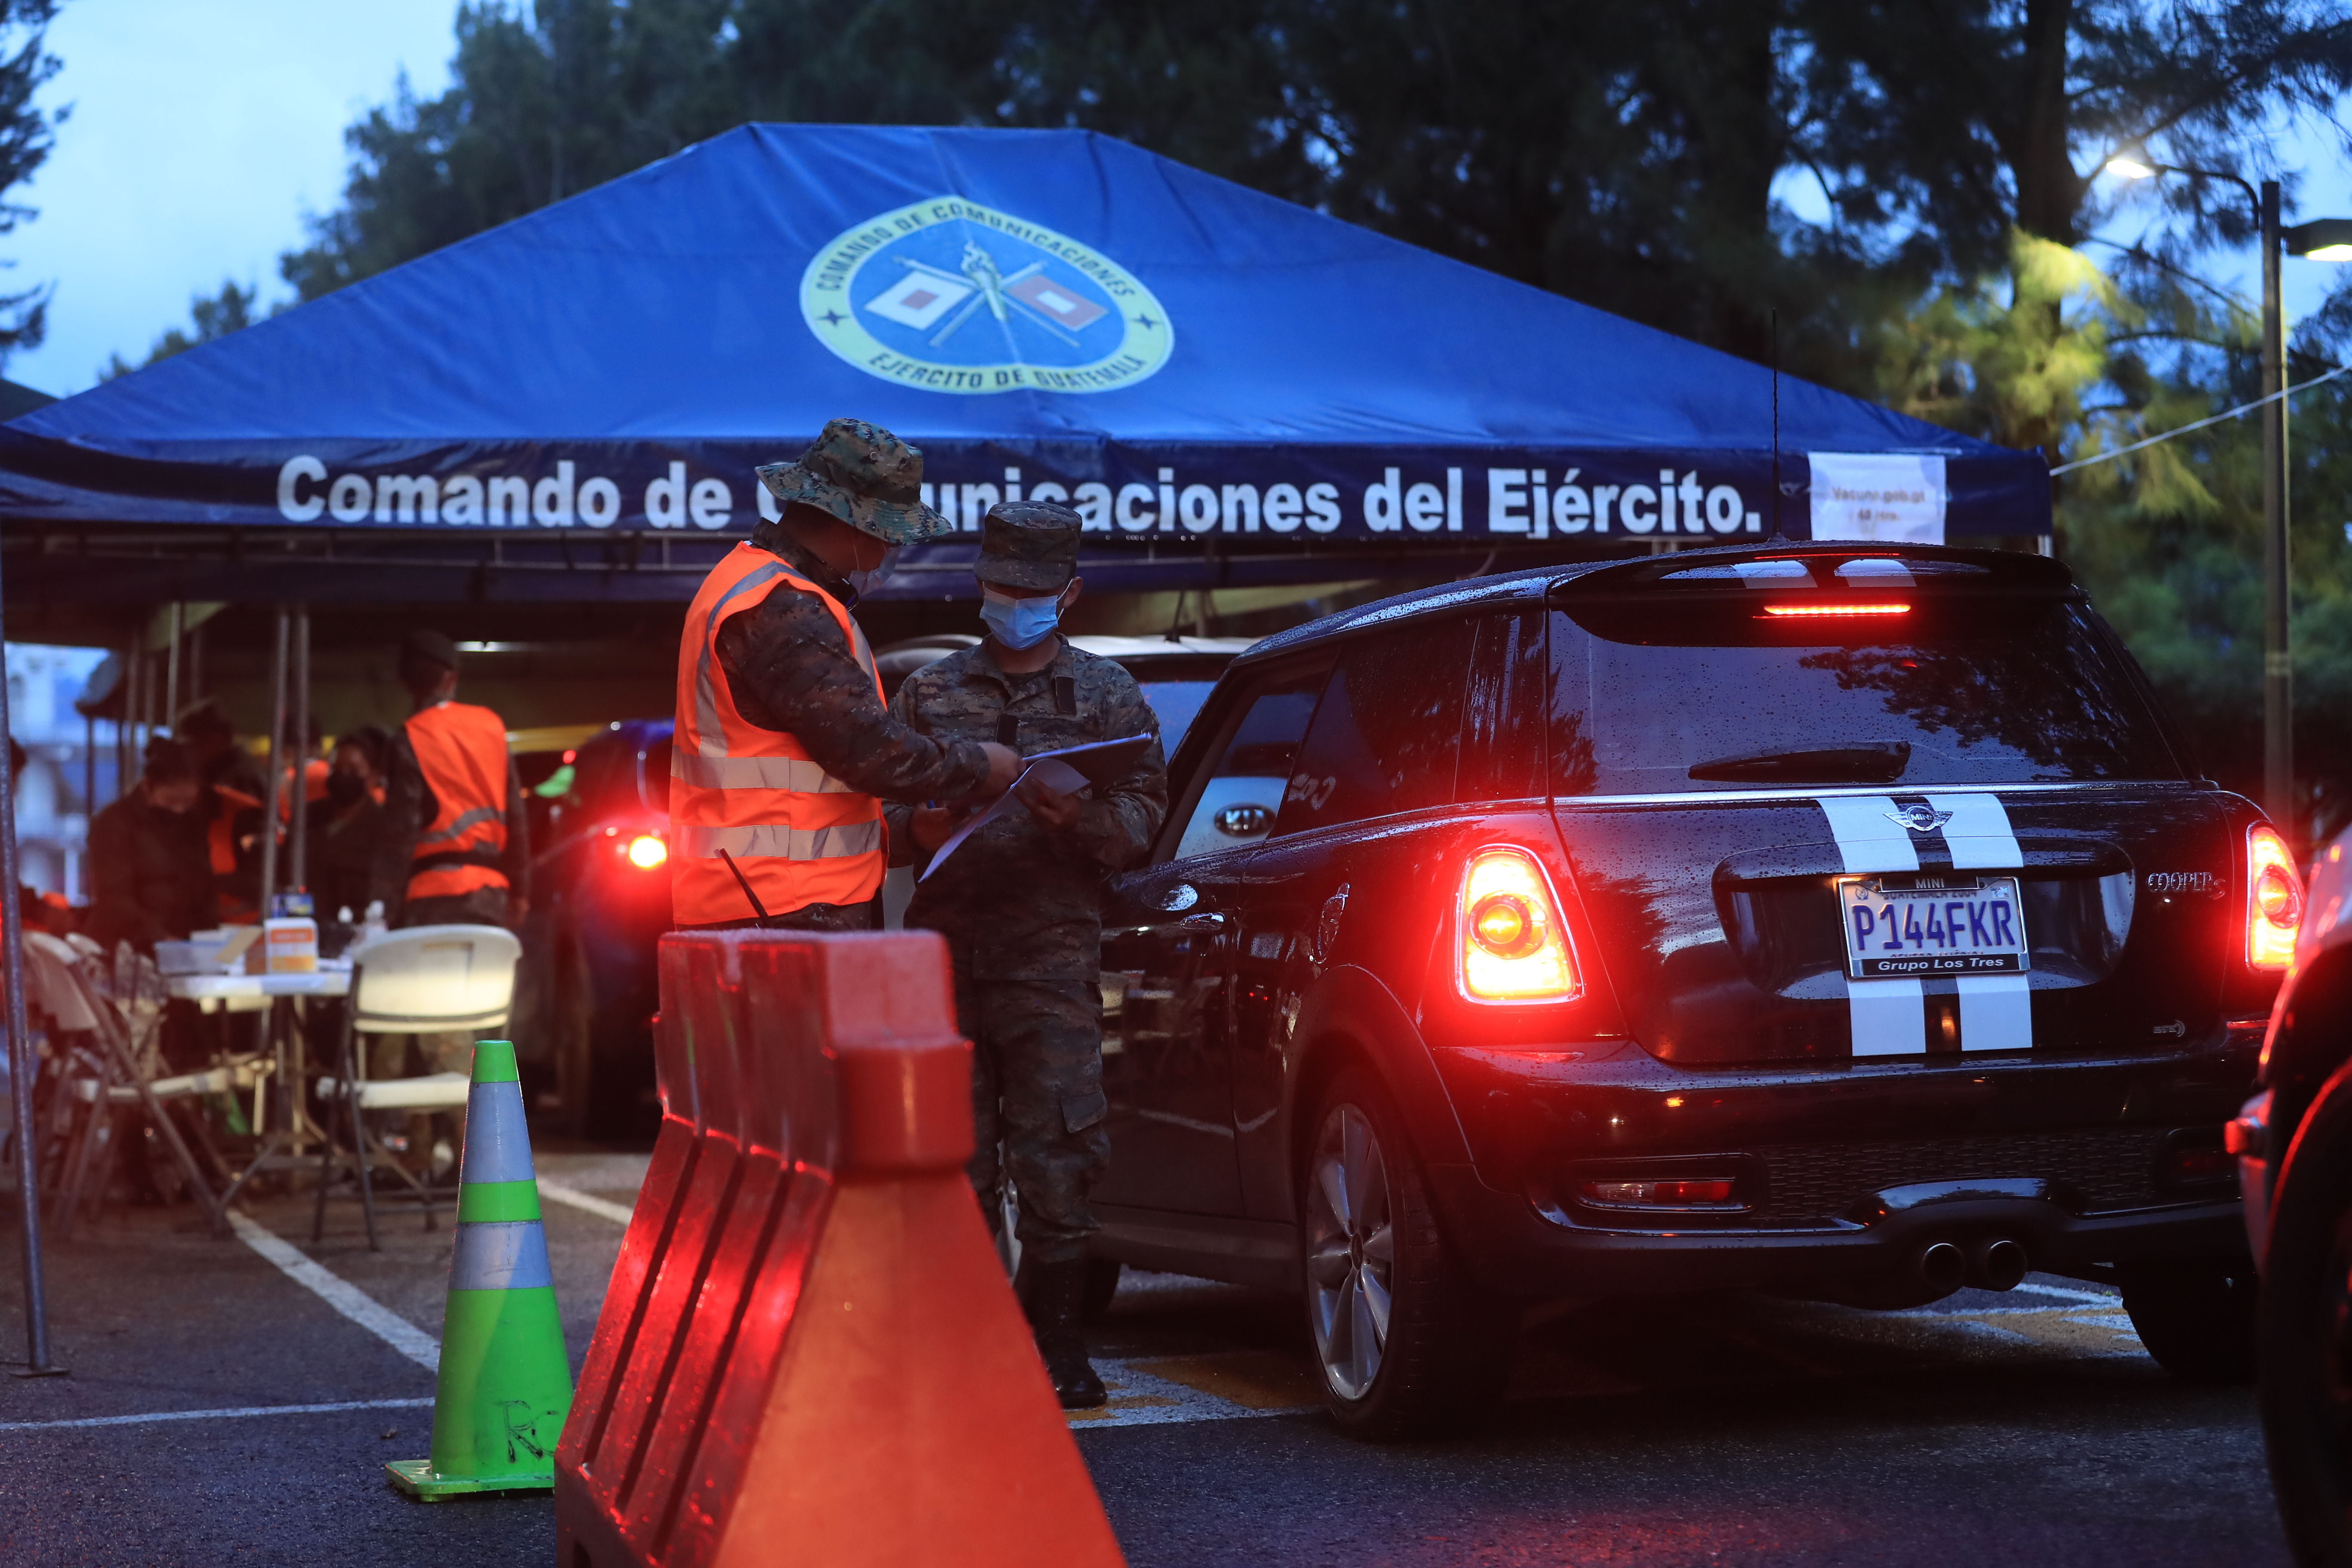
[[883, 641, 1168, 979], [712, 525, 992, 805]]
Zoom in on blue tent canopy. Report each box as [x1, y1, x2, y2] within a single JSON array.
[[0, 123, 2047, 603]]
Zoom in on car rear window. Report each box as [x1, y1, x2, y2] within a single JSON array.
[[1548, 594, 2181, 795]]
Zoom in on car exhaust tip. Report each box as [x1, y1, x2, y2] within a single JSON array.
[[1915, 1240, 1966, 1294], [1969, 1236, 2028, 1292]]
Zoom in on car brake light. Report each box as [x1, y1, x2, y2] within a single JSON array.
[[1458, 847, 1580, 1003], [1761, 602, 1910, 618], [2247, 823, 2302, 969], [625, 833, 668, 870]]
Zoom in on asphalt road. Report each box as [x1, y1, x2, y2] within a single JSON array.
[[0, 1154, 2295, 1568]]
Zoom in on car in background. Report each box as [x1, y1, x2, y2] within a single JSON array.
[[1084, 543, 2288, 1439], [524, 635, 1252, 1136], [2232, 825, 2349, 1566]]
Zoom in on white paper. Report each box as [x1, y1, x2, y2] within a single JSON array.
[[919, 758, 1092, 881], [1807, 453, 1948, 544]]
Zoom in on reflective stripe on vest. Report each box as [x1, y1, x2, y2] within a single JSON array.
[[404, 701, 510, 901], [672, 820, 884, 861], [670, 542, 886, 924]]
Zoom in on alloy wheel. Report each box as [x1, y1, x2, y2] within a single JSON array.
[[1305, 1102, 1395, 1401]]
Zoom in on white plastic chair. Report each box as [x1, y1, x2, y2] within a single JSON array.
[[313, 924, 521, 1248]]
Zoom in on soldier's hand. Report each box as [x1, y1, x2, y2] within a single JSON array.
[[978, 741, 1023, 798], [910, 804, 966, 852], [1017, 778, 1082, 831]]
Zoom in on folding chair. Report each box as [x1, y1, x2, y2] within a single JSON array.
[[33, 934, 227, 1238], [312, 924, 521, 1250]]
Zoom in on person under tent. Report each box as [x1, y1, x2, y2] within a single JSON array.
[[308, 725, 389, 925], [86, 737, 211, 956]]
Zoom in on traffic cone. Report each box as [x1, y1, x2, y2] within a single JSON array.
[[387, 1038, 574, 1501]]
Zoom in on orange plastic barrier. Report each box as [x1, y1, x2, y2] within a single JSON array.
[[554, 930, 1124, 1568]]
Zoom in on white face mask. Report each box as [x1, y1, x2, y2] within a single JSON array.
[[845, 545, 900, 602]]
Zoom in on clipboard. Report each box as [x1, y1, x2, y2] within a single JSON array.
[[919, 735, 1153, 881]]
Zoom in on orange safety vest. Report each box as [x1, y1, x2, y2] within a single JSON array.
[[208, 784, 262, 925], [670, 542, 885, 925], [275, 757, 329, 821], [403, 701, 512, 901]]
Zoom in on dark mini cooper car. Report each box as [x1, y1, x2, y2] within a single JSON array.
[[1089, 542, 2288, 1438]]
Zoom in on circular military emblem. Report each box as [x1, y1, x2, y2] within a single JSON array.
[[800, 197, 1173, 396]]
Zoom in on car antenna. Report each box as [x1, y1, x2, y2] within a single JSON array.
[[1768, 306, 1784, 543], [717, 848, 777, 930]]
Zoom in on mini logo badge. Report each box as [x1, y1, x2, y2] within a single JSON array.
[[1886, 804, 1954, 834], [801, 197, 1174, 396]]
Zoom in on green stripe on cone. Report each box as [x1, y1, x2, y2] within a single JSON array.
[[387, 1040, 574, 1501]]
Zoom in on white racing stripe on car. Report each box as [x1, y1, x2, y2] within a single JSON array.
[[1926, 793, 2034, 1053], [1816, 795, 1925, 1057]]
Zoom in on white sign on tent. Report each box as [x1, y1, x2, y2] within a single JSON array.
[[1807, 453, 1948, 545]]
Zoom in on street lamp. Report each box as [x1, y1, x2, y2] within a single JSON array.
[[2106, 155, 2352, 842]]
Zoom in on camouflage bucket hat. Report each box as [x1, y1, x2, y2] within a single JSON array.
[[976, 501, 1083, 590], [756, 417, 955, 545]]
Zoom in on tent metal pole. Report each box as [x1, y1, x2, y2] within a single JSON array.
[[257, 608, 288, 920], [124, 634, 142, 777], [288, 606, 309, 897], [162, 603, 182, 734], [113, 634, 129, 810], [2, 548, 63, 1375]]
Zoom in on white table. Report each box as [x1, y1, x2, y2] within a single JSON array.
[[165, 968, 351, 1013]]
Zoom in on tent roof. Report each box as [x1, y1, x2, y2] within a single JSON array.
[[21, 123, 2012, 459], [0, 124, 2046, 616]]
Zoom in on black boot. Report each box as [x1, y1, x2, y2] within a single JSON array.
[[1025, 1258, 1108, 1409]]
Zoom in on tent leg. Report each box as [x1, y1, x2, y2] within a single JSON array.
[[162, 603, 181, 735], [257, 608, 288, 921], [1, 554, 64, 1376], [288, 606, 308, 899]]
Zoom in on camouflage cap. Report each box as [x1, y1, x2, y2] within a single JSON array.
[[975, 500, 1083, 591], [756, 417, 954, 545]]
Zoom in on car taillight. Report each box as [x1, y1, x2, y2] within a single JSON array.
[[2247, 823, 2302, 969], [1458, 847, 1580, 1003], [624, 833, 668, 870]]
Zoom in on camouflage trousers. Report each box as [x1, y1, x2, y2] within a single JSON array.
[[956, 972, 1110, 1267]]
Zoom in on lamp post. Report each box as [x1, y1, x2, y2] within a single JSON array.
[[2107, 157, 2352, 842]]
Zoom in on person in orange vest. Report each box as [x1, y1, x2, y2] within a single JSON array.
[[376, 628, 532, 931], [374, 630, 530, 1174], [671, 417, 1020, 931]]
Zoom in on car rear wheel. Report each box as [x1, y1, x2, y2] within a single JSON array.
[[1301, 1067, 1514, 1441], [2118, 1260, 2257, 1383], [2260, 1059, 2352, 1565]]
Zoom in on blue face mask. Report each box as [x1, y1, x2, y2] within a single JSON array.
[[980, 587, 1065, 650]]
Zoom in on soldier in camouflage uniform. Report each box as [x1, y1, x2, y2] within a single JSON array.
[[882, 502, 1168, 1409]]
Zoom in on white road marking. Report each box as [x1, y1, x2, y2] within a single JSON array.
[[0, 1397, 433, 1434], [1067, 1357, 1314, 1429], [2005, 1281, 2122, 1305], [227, 1211, 441, 1371], [538, 1179, 635, 1225]]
